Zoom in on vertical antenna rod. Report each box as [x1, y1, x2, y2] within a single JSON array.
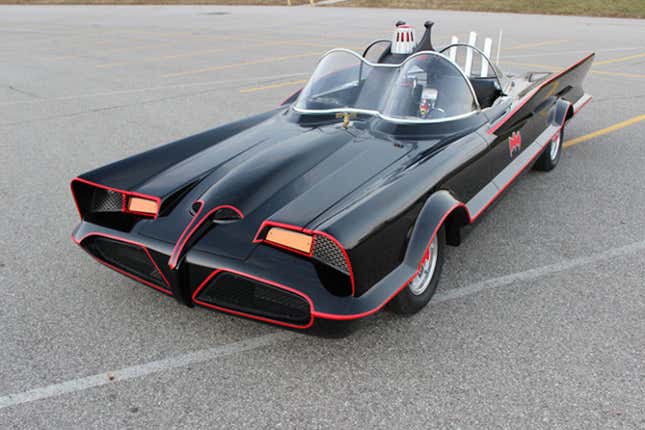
[[482, 37, 492, 77], [449, 35, 458, 62], [495, 29, 503, 65], [464, 31, 477, 76]]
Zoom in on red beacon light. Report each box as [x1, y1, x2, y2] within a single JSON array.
[[391, 22, 416, 55]]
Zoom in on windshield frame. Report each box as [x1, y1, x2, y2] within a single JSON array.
[[293, 48, 482, 124]]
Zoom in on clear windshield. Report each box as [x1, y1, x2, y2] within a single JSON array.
[[295, 49, 479, 122]]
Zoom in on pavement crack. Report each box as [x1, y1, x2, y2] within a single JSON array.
[[0, 87, 231, 128], [7, 85, 41, 100]]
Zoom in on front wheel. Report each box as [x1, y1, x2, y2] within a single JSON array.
[[389, 227, 445, 315], [534, 125, 564, 171]]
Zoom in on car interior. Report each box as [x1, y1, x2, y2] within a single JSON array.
[[363, 39, 504, 111]]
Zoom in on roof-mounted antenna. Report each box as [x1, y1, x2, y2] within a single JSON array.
[[495, 29, 503, 64]]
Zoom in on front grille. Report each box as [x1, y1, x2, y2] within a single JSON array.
[[312, 235, 349, 274], [195, 272, 311, 327], [83, 236, 169, 292]]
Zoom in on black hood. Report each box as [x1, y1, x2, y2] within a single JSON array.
[[137, 116, 413, 261]]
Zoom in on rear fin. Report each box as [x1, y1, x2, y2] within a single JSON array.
[[488, 53, 594, 136]]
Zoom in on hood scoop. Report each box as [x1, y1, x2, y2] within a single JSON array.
[[189, 202, 243, 223], [210, 206, 244, 224], [168, 202, 244, 270]]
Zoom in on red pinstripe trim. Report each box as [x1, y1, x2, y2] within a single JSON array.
[[192, 268, 315, 329], [487, 53, 594, 135], [168, 200, 204, 269], [472, 121, 566, 221], [70, 177, 161, 219], [312, 202, 468, 320], [253, 220, 355, 296], [573, 96, 592, 115], [168, 203, 244, 270], [72, 232, 173, 296]]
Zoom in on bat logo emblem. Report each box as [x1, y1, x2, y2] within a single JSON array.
[[509, 131, 522, 158]]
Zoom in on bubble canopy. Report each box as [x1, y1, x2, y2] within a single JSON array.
[[294, 49, 481, 124]]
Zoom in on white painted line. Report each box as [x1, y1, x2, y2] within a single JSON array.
[[434, 239, 645, 304], [449, 35, 458, 62], [2, 239, 644, 410], [0, 72, 309, 107], [0, 332, 293, 410]]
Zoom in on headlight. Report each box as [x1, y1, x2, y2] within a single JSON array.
[[125, 196, 159, 217], [265, 227, 313, 255]]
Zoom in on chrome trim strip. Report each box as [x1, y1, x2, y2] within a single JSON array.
[[466, 123, 558, 219], [572, 93, 592, 114], [292, 106, 480, 124]]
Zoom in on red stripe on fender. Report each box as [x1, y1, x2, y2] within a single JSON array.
[[311, 202, 468, 321], [192, 268, 315, 329]]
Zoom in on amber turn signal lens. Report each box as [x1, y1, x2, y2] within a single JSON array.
[[265, 227, 313, 254], [127, 197, 158, 216]]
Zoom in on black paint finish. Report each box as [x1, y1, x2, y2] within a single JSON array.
[[71, 53, 594, 327]]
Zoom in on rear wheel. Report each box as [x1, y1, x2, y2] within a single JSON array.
[[389, 227, 445, 315], [534, 125, 564, 171]]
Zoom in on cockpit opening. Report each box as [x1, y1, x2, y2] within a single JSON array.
[[294, 21, 509, 123]]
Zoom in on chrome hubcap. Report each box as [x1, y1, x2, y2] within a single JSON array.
[[550, 131, 561, 160], [409, 235, 439, 295]]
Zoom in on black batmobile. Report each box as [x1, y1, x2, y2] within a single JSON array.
[[71, 21, 593, 329]]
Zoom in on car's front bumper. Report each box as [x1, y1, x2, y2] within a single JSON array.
[[72, 220, 419, 329]]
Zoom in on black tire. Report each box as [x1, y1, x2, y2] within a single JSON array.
[[389, 227, 445, 315], [533, 126, 564, 171]]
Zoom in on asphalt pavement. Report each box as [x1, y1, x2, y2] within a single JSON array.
[[1, 5, 644, 429]]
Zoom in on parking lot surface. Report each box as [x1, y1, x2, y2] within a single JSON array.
[[1, 5, 644, 429]]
